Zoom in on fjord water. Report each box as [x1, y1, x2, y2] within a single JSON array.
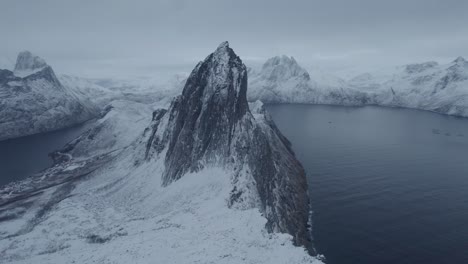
[[266, 104, 468, 264], [0, 125, 86, 187]]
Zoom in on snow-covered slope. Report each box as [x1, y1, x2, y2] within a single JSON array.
[[58, 75, 119, 106], [0, 51, 99, 141], [349, 57, 468, 116], [59, 73, 187, 107], [50, 100, 154, 163], [0, 43, 323, 264]]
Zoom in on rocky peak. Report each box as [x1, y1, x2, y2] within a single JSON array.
[[9, 51, 61, 86], [150, 41, 249, 185], [260, 55, 310, 82], [144, 42, 313, 252], [180, 40, 248, 117], [14, 51, 47, 73]]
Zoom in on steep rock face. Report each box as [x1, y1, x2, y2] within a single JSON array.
[[156, 41, 248, 185], [0, 51, 98, 141], [144, 42, 313, 251]]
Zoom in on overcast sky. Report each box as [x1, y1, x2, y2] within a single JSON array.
[[1, 0, 467, 78]]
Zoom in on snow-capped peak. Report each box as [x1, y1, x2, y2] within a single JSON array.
[[263, 55, 298, 69], [260, 55, 310, 82], [216, 40, 230, 50], [13, 51, 48, 77], [14, 51, 47, 71], [185, 41, 246, 104], [453, 56, 467, 65], [208, 41, 240, 68], [157, 41, 249, 185], [210, 41, 234, 65]]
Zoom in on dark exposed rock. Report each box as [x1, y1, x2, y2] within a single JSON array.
[[404, 61, 438, 74], [144, 42, 314, 252], [0, 69, 16, 85], [144, 109, 168, 159]]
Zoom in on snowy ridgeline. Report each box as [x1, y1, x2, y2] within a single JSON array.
[[0, 43, 324, 264]]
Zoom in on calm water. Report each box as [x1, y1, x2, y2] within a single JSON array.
[[266, 104, 468, 264], [0, 125, 86, 186]]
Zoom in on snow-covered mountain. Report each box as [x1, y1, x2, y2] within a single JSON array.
[[0, 51, 99, 141], [248, 55, 368, 105], [248, 54, 468, 117], [248, 55, 315, 103], [0, 43, 323, 263]]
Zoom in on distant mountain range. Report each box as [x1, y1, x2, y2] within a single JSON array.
[[248, 55, 468, 117], [3, 49, 466, 142]]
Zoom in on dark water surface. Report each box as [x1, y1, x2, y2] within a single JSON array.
[[266, 104, 468, 264], [0, 125, 86, 186]]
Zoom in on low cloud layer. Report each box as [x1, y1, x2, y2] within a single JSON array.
[[1, 0, 467, 78]]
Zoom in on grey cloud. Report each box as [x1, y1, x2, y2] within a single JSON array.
[[1, 0, 467, 78]]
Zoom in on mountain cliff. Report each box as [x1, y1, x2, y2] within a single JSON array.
[[0, 51, 98, 141]]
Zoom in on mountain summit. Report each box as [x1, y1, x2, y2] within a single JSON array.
[[248, 55, 317, 103], [260, 55, 310, 82], [453, 56, 467, 64], [145, 41, 249, 185], [14, 51, 47, 74]]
